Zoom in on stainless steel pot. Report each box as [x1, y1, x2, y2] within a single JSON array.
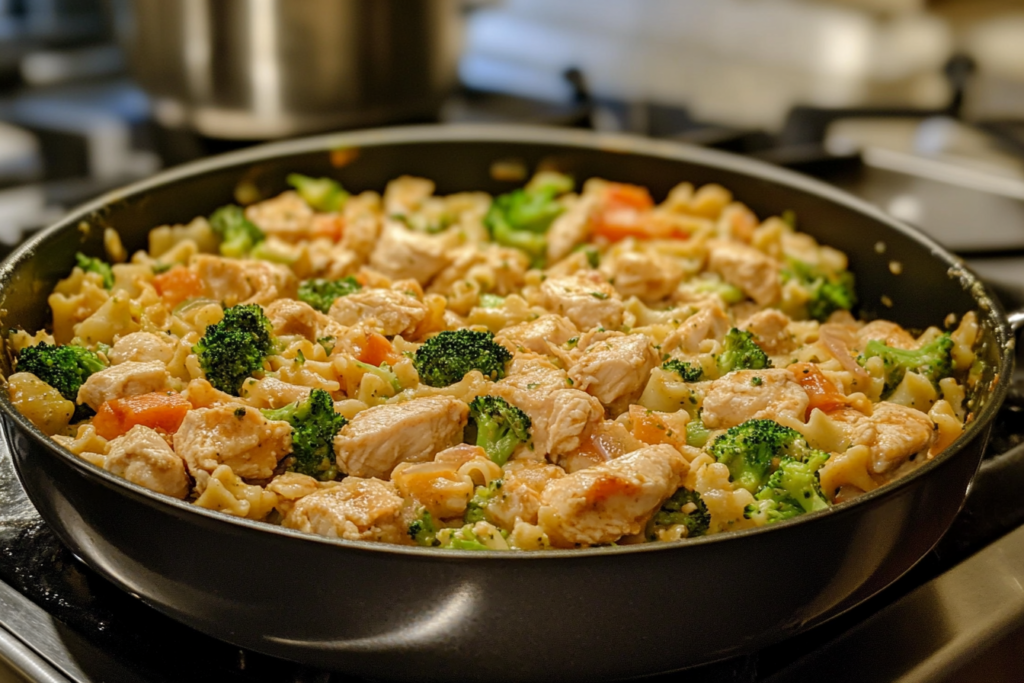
[[115, 0, 462, 139]]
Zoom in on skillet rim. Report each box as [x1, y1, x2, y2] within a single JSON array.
[[0, 122, 1012, 560]]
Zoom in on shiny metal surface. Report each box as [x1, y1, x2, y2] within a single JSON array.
[[767, 520, 1024, 683], [0, 594, 72, 683], [1006, 308, 1024, 332], [116, 0, 461, 139]]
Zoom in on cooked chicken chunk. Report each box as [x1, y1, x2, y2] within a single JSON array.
[[283, 477, 407, 543], [328, 288, 428, 337], [368, 220, 450, 285], [831, 403, 934, 474], [174, 403, 292, 480], [263, 298, 328, 340], [76, 361, 172, 410], [602, 250, 684, 302], [241, 376, 312, 409], [334, 396, 468, 479], [569, 333, 658, 414], [663, 304, 731, 354], [191, 255, 298, 306], [383, 175, 435, 216], [857, 320, 918, 350], [103, 425, 190, 498], [707, 239, 780, 305], [496, 314, 578, 356], [537, 444, 688, 547], [491, 357, 604, 459], [740, 309, 796, 355], [868, 403, 935, 473], [108, 332, 176, 365], [427, 244, 530, 307], [245, 191, 314, 241], [547, 194, 597, 262], [537, 272, 624, 332], [338, 192, 383, 259], [701, 369, 809, 429], [485, 461, 565, 530]]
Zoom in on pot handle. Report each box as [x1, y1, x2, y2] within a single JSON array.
[[1009, 309, 1024, 333]]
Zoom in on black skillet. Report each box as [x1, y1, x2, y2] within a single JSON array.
[[0, 125, 1013, 682]]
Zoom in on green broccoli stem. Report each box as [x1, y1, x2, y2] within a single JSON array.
[[287, 173, 348, 212]]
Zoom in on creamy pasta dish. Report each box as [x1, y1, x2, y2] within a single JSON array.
[[5, 170, 980, 550]]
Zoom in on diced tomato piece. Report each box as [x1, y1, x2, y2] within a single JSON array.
[[93, 392, 192, 440], [789, 363, 849, 418], [356, 332, 399, 367], [152, 266, 203, 307]]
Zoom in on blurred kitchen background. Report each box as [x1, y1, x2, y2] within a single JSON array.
[[1, 0, 1024, 280], [5, 3, 1024, 682]]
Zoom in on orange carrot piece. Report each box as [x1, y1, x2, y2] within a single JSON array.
[[152, 266, 203, 307], [93, 392, 192, 440], [789, 363, 849, 418], [591, 183, 682, 243], [310, 214, 344, 242], [628, 405, 687, 451], [604, 183, 654, 210], [357, 332, 399, 367]]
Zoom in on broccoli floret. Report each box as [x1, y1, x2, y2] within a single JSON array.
[[663, 359, 704, 382], [783, 259, 857, 322], [75, 252, 114, 289], [858, 333, 954, 397], [465, 479, 503, 524], [717, 328, 772, 375], [748, 451, 831, 523], [708, 418, 817, 493], [439, 524, 497, 551], [468, 396, 531, 465], [298, 277, 362, 313], [16, 343, 106, 411], [413, 330, 512, 388], [408, 509, 440, 547], [286, 173, 348, 212], [261, 388, 346, 481], [209, 205, 265, 258], [192, 304, 274, 395], [484, 175, 573, 264], [686, 419, 712, 448], [647, 488, 710, 540]]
